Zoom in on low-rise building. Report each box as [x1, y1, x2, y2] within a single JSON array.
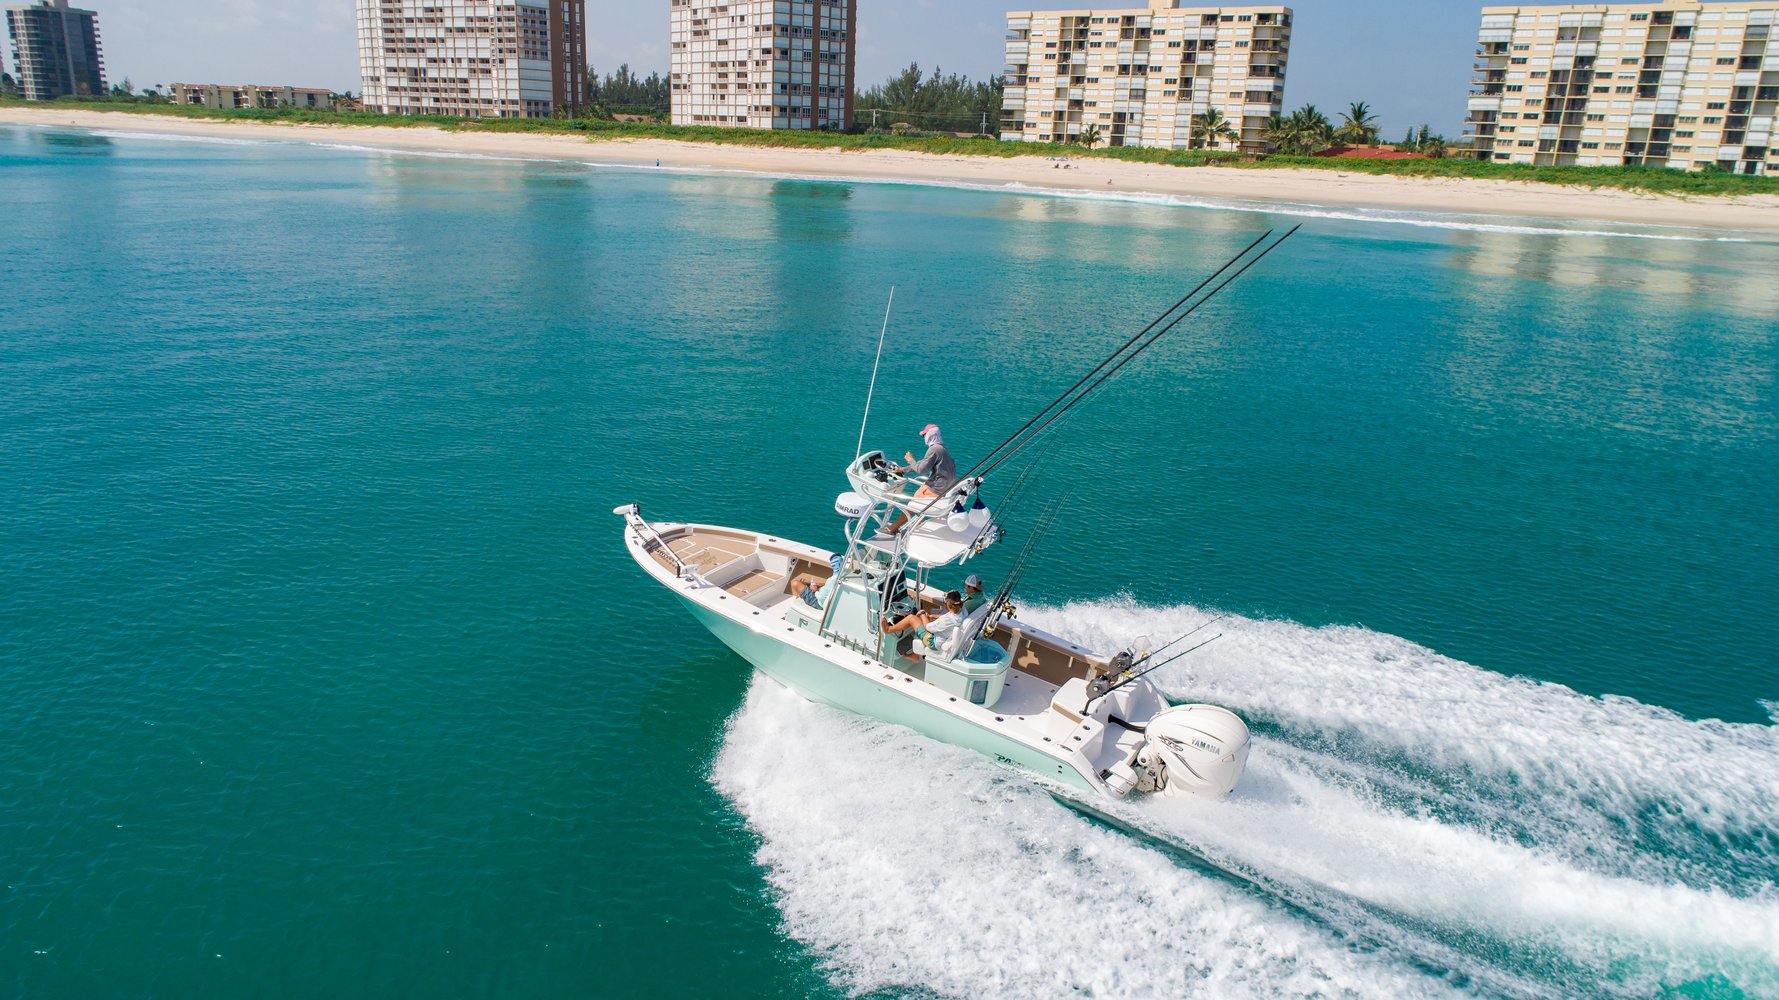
[[169, 83, 337, 110], [1001, 2, 1292, 152], [5, 0, 103, 101], [1465, 0, 1779, 175]]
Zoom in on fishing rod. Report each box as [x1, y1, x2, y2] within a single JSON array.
[[1086, 633, 1223, 712], [980, 493, 1066, 632], [961, 229, 1273, 482], [979, 225, 1300, 478], [986, 432, 1063, 534], [1126, 613, 1226, 670]]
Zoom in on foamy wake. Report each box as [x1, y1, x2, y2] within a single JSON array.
[[714, 678, 1462, 999], [712, 600, 1779, 998]]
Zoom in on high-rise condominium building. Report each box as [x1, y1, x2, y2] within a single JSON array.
[[356, 0, 585, 118], [5, 0, 103, 101], [1001, 2, 1290, 152], [669, 0, 856, 130], [1466, 1, 1779, 175]]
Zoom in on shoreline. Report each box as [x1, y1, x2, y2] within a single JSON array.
[[7, 106, 1779, 235]]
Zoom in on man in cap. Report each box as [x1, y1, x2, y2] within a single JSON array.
[[883, 590, 968, 659], [961, 574, 987, 613], [885, 423, 958, 534]]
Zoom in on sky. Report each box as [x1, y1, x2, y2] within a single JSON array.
[[88, 0, 1497, 137]]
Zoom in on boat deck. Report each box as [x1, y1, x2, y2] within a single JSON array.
[[646, 526, 757, 576]]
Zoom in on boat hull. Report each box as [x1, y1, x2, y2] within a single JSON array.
[[677, 594, 1099, 795]]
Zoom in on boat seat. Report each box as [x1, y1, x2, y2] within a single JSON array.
[[1050, 677, 1089, 723], [1046, 678, 1106, 756], [726, 568, 784, 600]]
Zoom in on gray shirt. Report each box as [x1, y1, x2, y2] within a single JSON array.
[[906, 443, 958, 494]]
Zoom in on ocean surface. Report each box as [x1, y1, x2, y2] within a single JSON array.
[[2, 124, 1776, 999]]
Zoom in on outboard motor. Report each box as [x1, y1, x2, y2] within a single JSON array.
[[1138, 704, 1251, 797]]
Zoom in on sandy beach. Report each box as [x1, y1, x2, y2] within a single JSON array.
[[7, 106, 1779, 235]]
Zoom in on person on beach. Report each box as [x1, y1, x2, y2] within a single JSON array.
[[884, 424, 957, 534]]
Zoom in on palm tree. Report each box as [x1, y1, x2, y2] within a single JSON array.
[[1264, 105, 1335, 154], [1077, 123, 1102, 148], [1336, 101, 1379, 145], [1264, 113, 1295, 153], [1288, 105, 1335, 152], [1188, 108, 1239, 150]]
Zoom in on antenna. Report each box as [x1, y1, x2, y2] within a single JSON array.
[[855, 286, 896, 460]]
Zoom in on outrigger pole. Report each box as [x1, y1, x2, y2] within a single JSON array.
[[967, 225, 1302, 481], [855, 286, 897, 460], [960, 229, 1272, 481]]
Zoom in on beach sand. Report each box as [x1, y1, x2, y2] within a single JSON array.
[[7, 106, 1779, 235]]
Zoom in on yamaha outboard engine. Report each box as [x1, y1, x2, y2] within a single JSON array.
[[1138, 704, 1251, 797]]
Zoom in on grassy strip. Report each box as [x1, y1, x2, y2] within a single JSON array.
[[7, 97, 1778, 197]]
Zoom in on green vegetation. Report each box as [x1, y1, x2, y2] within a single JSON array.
[[583, 63, 668, 118], [854, 63, 1003, 135], [1336, 102, 1380, 146], [1398, 123, 1452, 158], [1266, 105, 1336, 155], [1188, 108, 1240, 150], [4, 96, 1776, 197]]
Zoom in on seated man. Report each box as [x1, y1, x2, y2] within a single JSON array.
[[884, 424, 958, 534], [788, 570, 831, 609], [881, 591, 967, 659], [961, 574, 987, 613]]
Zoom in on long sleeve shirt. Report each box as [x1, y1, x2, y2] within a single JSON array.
[[906, 443, 958, 494]]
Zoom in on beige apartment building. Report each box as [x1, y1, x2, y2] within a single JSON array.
[[669, 0, 856, 129], [355, 0, 585, 118], [1001, 2, 1291, 152], [169, 83, 336, 110], [1466, 1, 1779, 175]]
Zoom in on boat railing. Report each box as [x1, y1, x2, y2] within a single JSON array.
[[615, 503, 712, 584]]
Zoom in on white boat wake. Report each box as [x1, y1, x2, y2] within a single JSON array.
[[712, 599, 1779, 999]]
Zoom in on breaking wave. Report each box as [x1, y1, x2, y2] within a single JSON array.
[[712, 599, 1779, 999], [993, 183, 1761, 242], [85, 129, 270, 146]]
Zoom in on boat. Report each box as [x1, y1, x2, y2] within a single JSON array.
[[615, 461, 1247, 799], [614, 228, 1299, 800]]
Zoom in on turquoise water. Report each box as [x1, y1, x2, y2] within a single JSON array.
[[1, 124, 1776, 998]]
